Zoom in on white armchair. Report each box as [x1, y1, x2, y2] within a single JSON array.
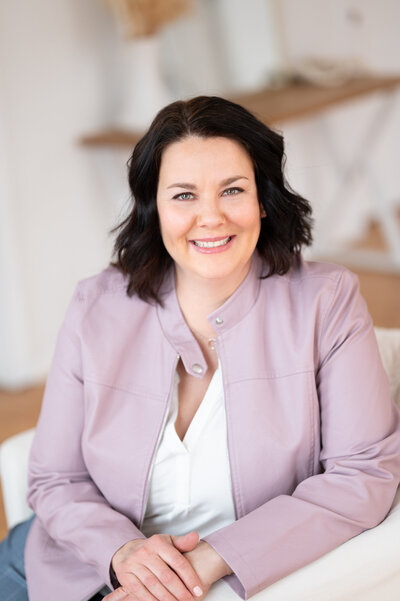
[[1, 328, 400, 600], [0, 428, 35, 528]]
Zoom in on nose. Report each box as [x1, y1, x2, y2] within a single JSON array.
[[196, 197, 226, 228]]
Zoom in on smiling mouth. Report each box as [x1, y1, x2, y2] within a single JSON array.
[[192, 236, 232, 248]]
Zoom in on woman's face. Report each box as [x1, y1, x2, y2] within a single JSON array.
[[156, 136, 262, 289]]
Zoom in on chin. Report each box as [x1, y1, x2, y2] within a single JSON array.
[[192, 263, 246, 282]]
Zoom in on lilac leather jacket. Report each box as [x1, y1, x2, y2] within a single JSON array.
[[25, 253, 400, 601]]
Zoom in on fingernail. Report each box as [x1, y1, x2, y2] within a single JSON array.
[[193, 586, 203, 597]]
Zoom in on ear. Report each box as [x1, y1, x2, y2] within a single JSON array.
[[260, 204, 267, 218]]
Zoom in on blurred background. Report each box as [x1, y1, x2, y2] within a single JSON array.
[[0, 0, 400, 492]]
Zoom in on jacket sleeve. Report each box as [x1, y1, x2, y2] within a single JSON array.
[[27, 286, 146, 588], [203, 269, 400, 599]]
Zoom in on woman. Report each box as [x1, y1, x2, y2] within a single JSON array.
[[1, 96, 400, 601]]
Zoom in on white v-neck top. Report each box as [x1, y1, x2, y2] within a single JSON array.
[[140, 364, 236, 539]]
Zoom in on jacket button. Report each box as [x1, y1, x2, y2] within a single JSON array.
[[215, 317, 223, 325], [192, 364, 203, 375]]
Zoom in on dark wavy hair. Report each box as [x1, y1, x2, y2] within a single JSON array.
[[113, 95, 313, 303]]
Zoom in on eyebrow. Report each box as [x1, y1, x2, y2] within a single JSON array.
[[166, 175, 249, 190]]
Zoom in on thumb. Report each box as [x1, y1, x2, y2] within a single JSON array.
[[170, 531, 199, 552]]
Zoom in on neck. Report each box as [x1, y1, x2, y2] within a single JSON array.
[[175, 261, 251, 339]]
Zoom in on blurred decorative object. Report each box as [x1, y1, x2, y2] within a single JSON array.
[[103, 0, 193, 129], [117, 33, 172, 129], [105, 0, 192, 38], [268, 57, 370, 89], [289, 57, 369, 87]]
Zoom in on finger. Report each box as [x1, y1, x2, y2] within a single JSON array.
[[120, 571, 170, 601], [170, 532, 199, 553], [103, 588, 130, 601], [158, 545, 203, 599], [140, 555, 197, 601]]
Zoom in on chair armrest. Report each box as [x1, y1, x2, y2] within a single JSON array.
[[0, 428, 36, 528], [242, 485, 400, 601]]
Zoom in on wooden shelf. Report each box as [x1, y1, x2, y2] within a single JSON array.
[[233, 75, 400, 124], [81, 129, 143, 148], [80, 75, 400, 148]]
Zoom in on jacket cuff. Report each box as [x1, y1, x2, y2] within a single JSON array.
[[109, 564, 121, 590], [94, 525, 147, 589], [202, 531, 252, 600]]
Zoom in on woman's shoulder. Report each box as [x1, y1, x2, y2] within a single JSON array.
[[258, 255, 362, 316], [273, 255, 359, 290], [62, 266, 156, 336], [74, 264, 128, 298], [70, 265, 152, 313]]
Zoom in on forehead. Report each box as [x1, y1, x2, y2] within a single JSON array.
[[158, 136, 254, 179]]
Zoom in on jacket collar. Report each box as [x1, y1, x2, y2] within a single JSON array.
[[156, 252, 264, 377]]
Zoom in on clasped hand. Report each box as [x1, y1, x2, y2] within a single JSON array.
[[103, 530, 230, 601]]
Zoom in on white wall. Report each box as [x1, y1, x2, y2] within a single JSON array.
[[277, 0, 400, 251], [211, 0, 285, 92], [280, 0, 400, 74], [0, 0, 125, 387], [161, 0, 286, 97]]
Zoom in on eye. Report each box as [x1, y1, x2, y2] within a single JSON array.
[[222, 187, 243, 196], [173, 192, 194, 200]]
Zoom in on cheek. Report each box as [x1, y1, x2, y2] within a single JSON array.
[[158, 207, 193, 244], [232, 204, 261, 233]]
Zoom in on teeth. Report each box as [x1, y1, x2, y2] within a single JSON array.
[[193, 236, 231, 248]]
